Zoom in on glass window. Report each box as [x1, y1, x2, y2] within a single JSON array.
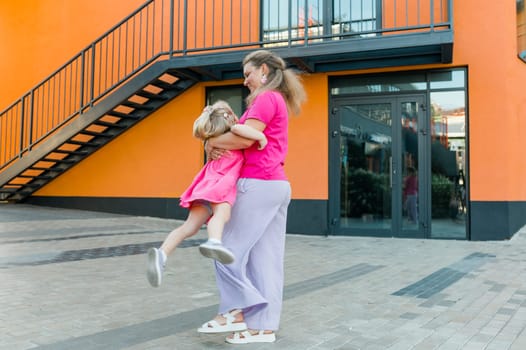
[[262, 0, 323, 42], [331, 73, 426, 95], [429, 70, 466, 89], [429, 90, 467, 239], [330, 68, 468, 239], [262, 0, 380, 43], [333, 0, 378, 35], [206, 86, 246, 117]]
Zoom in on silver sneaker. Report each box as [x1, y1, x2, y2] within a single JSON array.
[[147, 247, 165, 287], [199, 241, 235, 264]]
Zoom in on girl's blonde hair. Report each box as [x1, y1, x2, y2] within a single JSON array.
[[193, 100, 236, 140], [243, 49, 306, 115]]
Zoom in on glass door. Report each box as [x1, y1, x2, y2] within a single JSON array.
[[329, 95, 428, 237]]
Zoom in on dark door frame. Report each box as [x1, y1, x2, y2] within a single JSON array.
[[328, 93, 430, 238]]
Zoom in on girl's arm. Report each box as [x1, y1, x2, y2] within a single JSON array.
[[230, 124, 267, 150]]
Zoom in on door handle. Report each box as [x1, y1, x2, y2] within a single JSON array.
[[389, 156, 393, 188]]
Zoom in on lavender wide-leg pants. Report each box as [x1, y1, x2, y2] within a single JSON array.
[[214, 178, 291, 331]]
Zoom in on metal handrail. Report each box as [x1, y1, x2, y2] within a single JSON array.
[[0, 0, 452, 171]]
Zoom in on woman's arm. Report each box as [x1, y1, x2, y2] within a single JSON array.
[[208, 118, 266, 151], [230, 124, 267, 150]]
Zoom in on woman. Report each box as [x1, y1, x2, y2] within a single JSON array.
[[198, 49, 306, 344]]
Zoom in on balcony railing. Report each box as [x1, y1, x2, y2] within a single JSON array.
[[0, 0, 452, 171]]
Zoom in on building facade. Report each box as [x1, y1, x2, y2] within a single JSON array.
[[1, 0, 525, 240]]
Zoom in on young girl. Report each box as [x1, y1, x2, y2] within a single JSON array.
[[147, 100, 267, 288]]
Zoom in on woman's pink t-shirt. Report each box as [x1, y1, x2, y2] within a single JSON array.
[[239, 90, 288, 180]]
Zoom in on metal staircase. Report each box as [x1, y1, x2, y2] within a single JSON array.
[[0, 61, 197, 202]]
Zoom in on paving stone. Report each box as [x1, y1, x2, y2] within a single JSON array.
[[2, 204, 526, 349]]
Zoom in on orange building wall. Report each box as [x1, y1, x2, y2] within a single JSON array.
[[34, 74, 329, 200], [0, 0, 145, 109], [453, 0, 526, 201], [2, 0, 525, 203], [284, 74, 328, 199]]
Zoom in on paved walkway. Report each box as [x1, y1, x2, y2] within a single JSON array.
[[1, 204, 526, 350]]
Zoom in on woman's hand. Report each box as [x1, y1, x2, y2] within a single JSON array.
[[209, 148, 227, 160]]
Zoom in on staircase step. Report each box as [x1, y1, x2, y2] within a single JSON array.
[[53, 149, 90, 156], [0, 188, 19, 193], [12, 190, 33, 196], [120, 101, 154, 110], [30, 166, 61, 172], [43, 158, 77, 164], [150, 79, 182, 91], [92, 120, 128, 128], [66, 140, 100, 147], [78, 130, 114, 137], [135, 90, 168, 101], [17, 174, 54, 180], [30, 166, 51, 171], [106, 111, 141, 119]]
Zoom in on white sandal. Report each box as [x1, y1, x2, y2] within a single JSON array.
[[225, 330, 276, 344], [197, 310, 247, 333]]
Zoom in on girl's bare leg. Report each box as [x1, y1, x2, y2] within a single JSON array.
[[198, 202, 235, 264], [160, 205, 210, 256], [206, 202, 231, 241], [147, 205, 209, 287]]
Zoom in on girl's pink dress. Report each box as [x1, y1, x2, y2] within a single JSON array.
[[179, 150, 244, 208]]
